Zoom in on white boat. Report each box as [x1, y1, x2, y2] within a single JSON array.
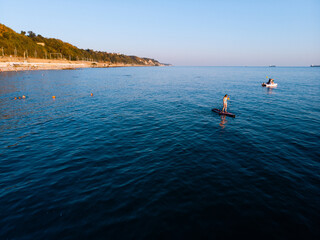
[[262, 82, 278, 87], [266, 83, 277, 87]]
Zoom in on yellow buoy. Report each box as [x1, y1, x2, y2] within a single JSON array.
[[22, 95, 26, 99]]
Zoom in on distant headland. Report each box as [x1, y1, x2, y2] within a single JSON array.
[[0, 23, 170, 72]]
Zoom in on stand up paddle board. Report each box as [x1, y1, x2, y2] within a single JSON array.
[[212, 108, 236, 118]]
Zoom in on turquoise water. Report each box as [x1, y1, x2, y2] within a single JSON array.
[[1, 67, 319, 239]]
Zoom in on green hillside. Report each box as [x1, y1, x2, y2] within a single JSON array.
[[0, 23, 162, 65]]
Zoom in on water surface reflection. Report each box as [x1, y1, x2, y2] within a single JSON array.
[[219, 115, 227, 129]]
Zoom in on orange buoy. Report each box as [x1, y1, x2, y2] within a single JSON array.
[[52, 96, 56, 99], [14, 97, 17, 100], [18, 97, 21, 99], [91, 93, 93, 96]]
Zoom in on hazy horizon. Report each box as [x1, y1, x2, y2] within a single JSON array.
[[1, 0, 319, 66]]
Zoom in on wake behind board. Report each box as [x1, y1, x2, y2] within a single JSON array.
[[212, 108, 236, 118]]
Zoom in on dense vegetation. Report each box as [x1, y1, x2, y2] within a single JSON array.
[[0, 23, 162, 65]]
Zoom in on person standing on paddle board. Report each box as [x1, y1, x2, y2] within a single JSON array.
[[222, 94, 230, 112]]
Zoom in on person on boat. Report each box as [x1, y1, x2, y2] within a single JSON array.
[[222, 94, 230, 112], [267, 78, 274, 84]]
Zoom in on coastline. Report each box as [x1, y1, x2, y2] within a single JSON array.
[[0, 57, 165, 72]]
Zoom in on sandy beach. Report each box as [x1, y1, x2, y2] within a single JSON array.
[[0, 57, 163, 72]]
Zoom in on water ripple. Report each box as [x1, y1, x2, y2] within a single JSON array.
[[0, 67, 320, 239]]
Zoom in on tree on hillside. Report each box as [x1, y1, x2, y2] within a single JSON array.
[[28, 31, 36, 38], [21, 31, 26, 35], [2, 32, 10, 39]]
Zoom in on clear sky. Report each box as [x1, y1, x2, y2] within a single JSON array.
[[1, 0, 319, 66]]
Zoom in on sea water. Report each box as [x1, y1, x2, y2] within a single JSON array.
[[0, 67, 319, 239]]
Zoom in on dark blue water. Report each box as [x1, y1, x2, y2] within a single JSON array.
[[1, 67, 319, 239]]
